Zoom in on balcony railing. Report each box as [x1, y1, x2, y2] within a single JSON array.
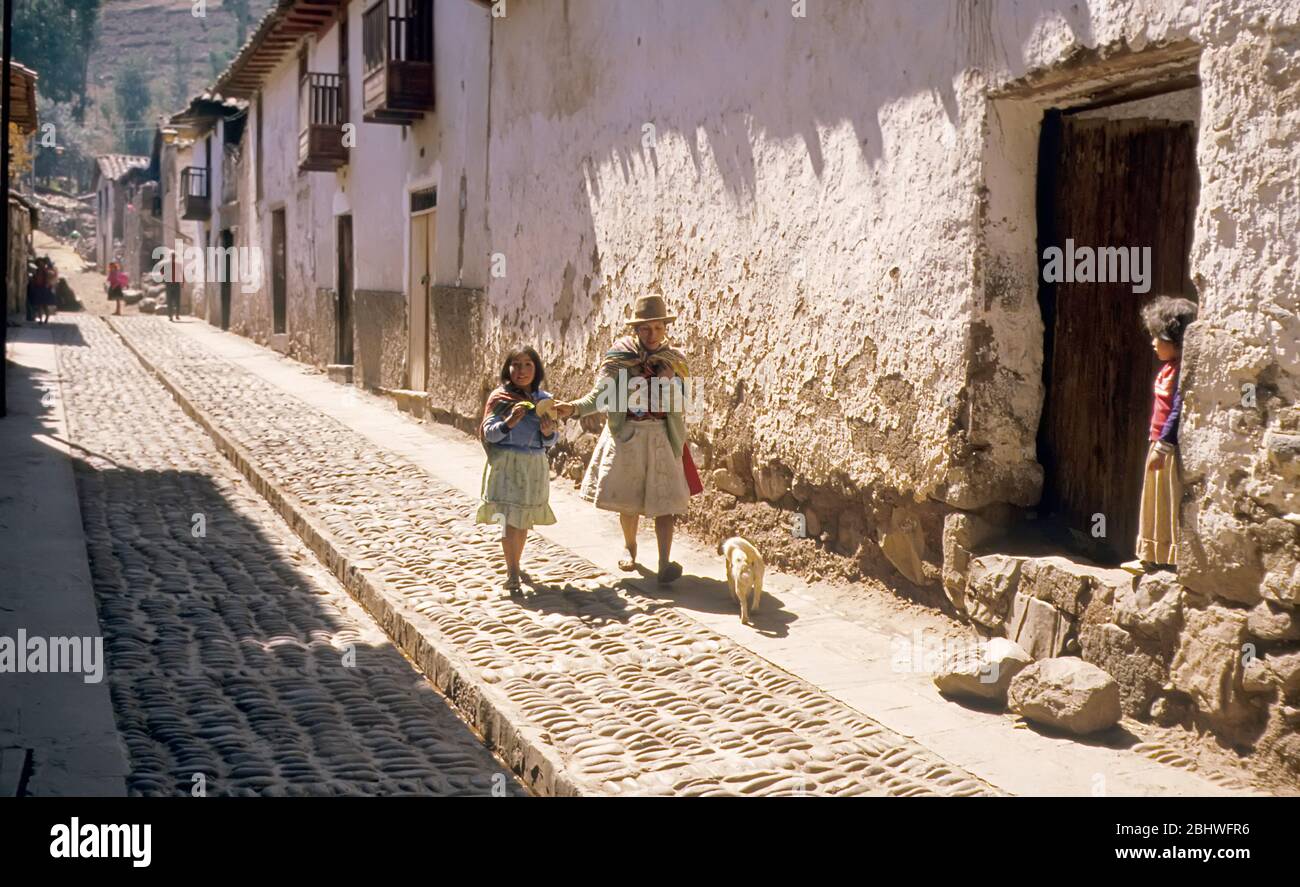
[[361, 0, 434, 125], [180, 166, 209, 220], [298, 72, 349, 172]]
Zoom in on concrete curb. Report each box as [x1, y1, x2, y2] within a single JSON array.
[[107, 317, 580, 796]]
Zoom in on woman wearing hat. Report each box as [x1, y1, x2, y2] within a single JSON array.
[[556, 296, 700, 584]]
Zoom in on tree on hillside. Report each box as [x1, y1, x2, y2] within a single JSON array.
[[115, 60, 152, 156], [172, 45, 190, 110], [12, 0, 102, 121], [228, 0, 253, 46], [209, 49, 231, 80], [33, 99, 97, 191]]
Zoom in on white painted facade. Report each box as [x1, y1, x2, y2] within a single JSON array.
[[224, 0, 490, 386]]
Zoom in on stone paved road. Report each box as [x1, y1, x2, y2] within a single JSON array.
[[52, 315, 524, 796], [105, 315, 1001, 796]]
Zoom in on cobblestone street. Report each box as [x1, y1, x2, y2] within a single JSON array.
[[11, 308, 1252, 796], [49, 314, 524, 796], [85, 313, 1004, 796]]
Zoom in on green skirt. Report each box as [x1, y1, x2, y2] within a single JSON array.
[[476, 446, 558, 530]]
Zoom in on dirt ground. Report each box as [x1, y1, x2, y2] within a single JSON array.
[[30, 231, 142, 318], [675, 483, 1298, 796]]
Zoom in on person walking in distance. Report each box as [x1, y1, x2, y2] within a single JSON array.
[[165, 248, 184, 321], [106, 262, 128, 317]]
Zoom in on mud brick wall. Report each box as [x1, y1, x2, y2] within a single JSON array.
[[427, 285, 489, 432], [354, 289, 406, 391]]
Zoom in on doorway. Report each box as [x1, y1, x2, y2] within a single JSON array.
[[408, 205, 435, 391], [1036, 106, 1197, 563], [272, 208, 287, 334], [219, 229, 233, 331], [336, 215, 354, 365]]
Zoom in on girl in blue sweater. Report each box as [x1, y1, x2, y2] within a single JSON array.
[[477, 346, 559, 593]]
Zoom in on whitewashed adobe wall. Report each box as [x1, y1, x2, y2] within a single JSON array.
[[479, 0, 1298, 600]]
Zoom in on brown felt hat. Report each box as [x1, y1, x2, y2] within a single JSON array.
[[624, 295, 677, 327]]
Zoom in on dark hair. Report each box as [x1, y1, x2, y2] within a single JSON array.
[[1141, 296, 1198, 346], [499, 346, 545, 393]]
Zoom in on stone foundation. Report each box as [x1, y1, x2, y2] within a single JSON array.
[[945, 549, 1300, 778]]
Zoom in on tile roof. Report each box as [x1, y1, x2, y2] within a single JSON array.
[[6, 62, 39, 133], [212, 0, 343, 98], [95, 154, 151, 183]]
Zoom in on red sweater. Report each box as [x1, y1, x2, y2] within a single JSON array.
[[1149, 360, 1181, 443]]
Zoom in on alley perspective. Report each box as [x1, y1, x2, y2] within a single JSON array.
[[2, 0, 1299, 824]]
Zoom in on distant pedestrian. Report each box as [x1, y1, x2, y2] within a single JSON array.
[[27, 259, 57, 324], [25, 259, 46, 322], [37, 265, 59, 322], [106, 262, 128, 316], [476, 346, 559, 594], [1134, 295, 1198, 571], [163, 249, 183, 321]]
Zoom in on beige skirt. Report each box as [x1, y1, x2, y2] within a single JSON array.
[[580, 420, 689, 518], [1136, 441, 1181, 565]]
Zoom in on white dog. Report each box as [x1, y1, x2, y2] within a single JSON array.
[[720, 536, 765, 624]]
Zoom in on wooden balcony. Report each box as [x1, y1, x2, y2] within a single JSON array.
[[180, 166, 210, 220], [298, 72, 349, 172], [361, 0, 434, 125]]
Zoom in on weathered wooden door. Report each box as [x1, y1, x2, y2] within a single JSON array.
[[219, 229, 233, 331], [1037, 114, 1196, 563], [337, 215, 354, 364], [408, 209, 435, 391], [272, 208, 287, 334]]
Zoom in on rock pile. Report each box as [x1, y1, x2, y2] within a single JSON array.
[[32, 189, 95, 241], [936, 542, 1300, 771]]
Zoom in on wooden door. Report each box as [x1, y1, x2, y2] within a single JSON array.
[[408, 210, 434, 391], [337, 215, 354, 364], [1037, 114, 1196, 562], [272, 209, 287, 334], [220, 229, 233, 331]]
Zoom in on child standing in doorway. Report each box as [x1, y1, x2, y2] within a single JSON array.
[[1135, 295, 1198, 571], [477, 346, 559, 593]]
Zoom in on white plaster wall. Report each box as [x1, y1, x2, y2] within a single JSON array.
[[485, 0, 1049, 510], [338, 1, 406, 295], [426, 0, 490, 288], [1180, 2, 1300, 603], [334, 0, 488, 294], [481, 0, 1295, 533], [208, 127, 223, 217]]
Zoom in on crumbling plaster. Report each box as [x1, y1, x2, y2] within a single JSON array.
[[480, 1, 1261, 529]]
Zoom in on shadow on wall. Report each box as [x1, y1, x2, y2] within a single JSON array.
[[480, 0, 1110, 400], [502, 0, 1101, 202], [475, 0, 1110, 471]]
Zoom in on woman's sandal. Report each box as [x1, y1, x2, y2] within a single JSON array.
[[618, 549, 637, 571], [503, 572, 522, 594]]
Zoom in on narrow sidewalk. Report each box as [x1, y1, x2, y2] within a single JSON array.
[[0, 322, 129, 796], [120, 317, 1242, 796]]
